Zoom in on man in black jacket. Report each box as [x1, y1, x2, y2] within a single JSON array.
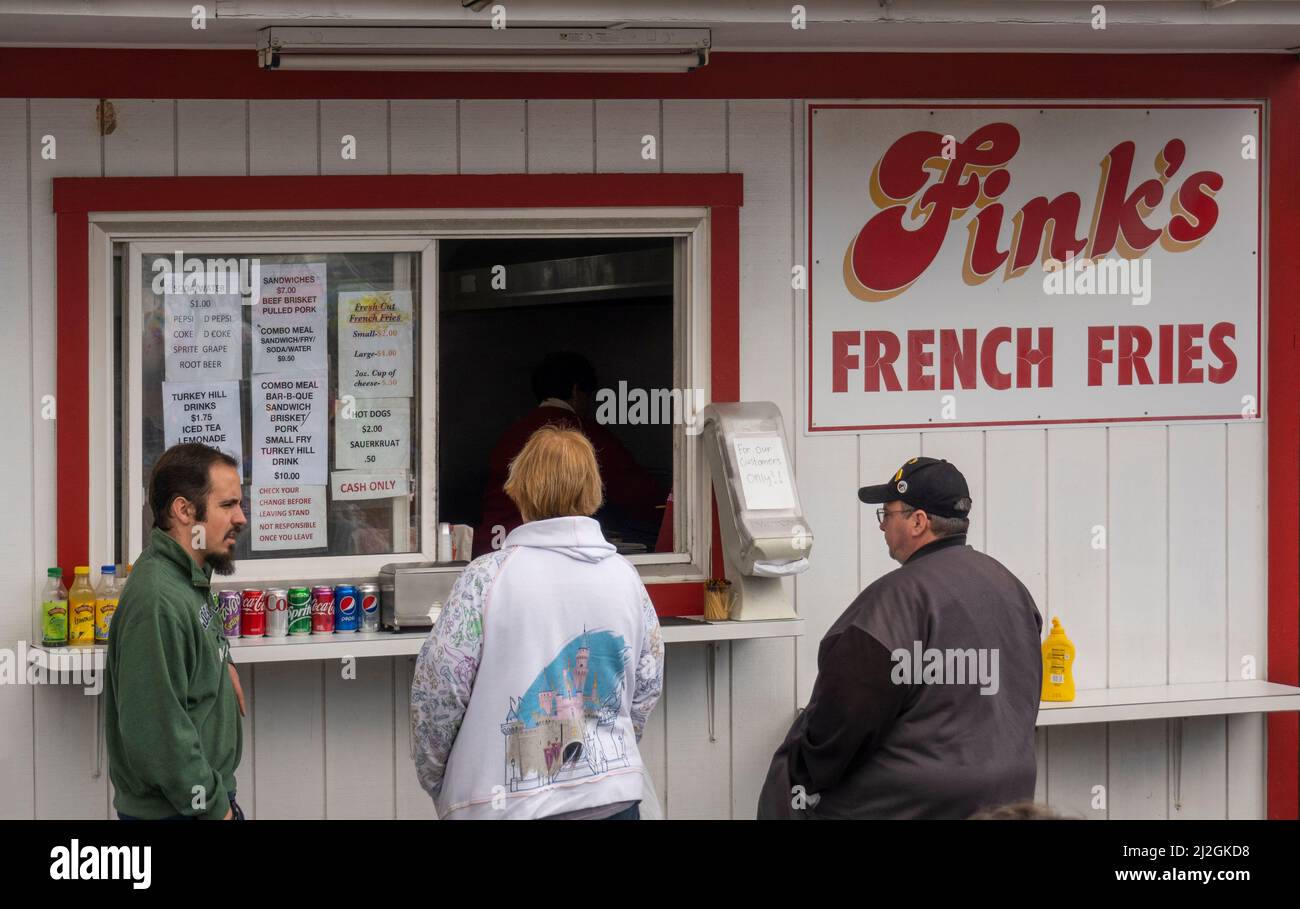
[[758, 457, 1043, 819]]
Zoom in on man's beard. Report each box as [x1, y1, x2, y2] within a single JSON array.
[[208, 550, 237, 575], [207, 532, 240, 576]]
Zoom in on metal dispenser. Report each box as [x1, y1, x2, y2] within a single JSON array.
[[700, 402, 811, 620]]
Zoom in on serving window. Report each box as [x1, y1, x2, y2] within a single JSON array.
[[100, 211, 713, 585]]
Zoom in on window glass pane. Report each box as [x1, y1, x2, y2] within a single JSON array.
[[437, 238, 676, 557], [132, 249, 422, 562]]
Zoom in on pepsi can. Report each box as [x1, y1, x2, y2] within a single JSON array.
[[358, 583, 380, 633], [334, 585, 359, 633]]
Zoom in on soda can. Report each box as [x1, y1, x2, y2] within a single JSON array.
[[311, 586, 335, 634], [265, 588, 289, 638], [240, 589, 266, 638], [358, 583, 380, 633], [287, 587, 312, 635], [218, 590, 242, 639], [334, 585, 359, 633]]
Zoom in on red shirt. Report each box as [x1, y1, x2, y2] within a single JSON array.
[[472, 405, 665, 557]]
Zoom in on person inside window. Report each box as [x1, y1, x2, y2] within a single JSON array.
[[473, 351, 664, 557]]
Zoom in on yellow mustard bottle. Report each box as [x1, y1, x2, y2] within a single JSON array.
[[1040, 616, 1076, 702]]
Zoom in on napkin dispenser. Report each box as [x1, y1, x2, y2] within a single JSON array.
[[378, 561, 468, 631]]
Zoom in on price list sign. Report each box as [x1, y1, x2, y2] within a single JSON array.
[[334, 397, 410, 469], [253, 372, 327, 486]]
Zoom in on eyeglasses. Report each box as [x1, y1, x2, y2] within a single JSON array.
[[876, 506, 916, 526]]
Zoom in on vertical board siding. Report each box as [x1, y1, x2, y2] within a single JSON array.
[[458, 100, 524, 173], [730, 100, 799, 816], [249, 101, 317, 176], [526, 100, 594, 173], [1108, 427, 1169, 688], [0, 96, 1270, 819], [595, 100, 661, 174], [0, 98, 34, 818], [30, 100, 104, 819], [389, 100, 458, 174], [320, 100, 389, 176], [177, 100, 246, 177]]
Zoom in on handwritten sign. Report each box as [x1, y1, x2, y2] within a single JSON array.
[[161, 380, 243, 479], [252, 372, 327, 486], [330, 470, 409, 501], [733, 435, 795, 511], [334, 397, 409, 469], [338, 290, 413, 398], [252, 263, 327, 374], [251, 485, 327, 551], [164, 293, 242, 382]]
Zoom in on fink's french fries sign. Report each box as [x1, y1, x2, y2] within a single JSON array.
[[807, 104, 1262, 433]]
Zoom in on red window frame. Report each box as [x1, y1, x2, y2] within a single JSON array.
[[52, 173, 742, 617]]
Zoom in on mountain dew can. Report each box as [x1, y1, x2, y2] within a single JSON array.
[[287, 587, 311, 635]]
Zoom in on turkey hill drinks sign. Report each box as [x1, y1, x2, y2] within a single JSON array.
[[807, 104, 1262, 432]]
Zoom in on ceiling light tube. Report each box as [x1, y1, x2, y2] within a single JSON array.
[[269, 52, 705, 72]]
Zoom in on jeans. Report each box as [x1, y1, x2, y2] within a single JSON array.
[[602, 801, 640, 820], [118, 792, 243, 820]]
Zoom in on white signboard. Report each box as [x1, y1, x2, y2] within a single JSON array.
[[251, 485, 327, 551], [334, 397, 410, 469], [330, 470, 409, 501], [252, 263, 327, 374], [338, 290, 413, 398], [733, 435, 796, 511], [164, 292, 242, 382], [252, 372, 328, 486], [161, 380, 243, 478], [808, 104, 1262, 432]]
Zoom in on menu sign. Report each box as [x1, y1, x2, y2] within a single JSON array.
[[164, 293, 242, 382], [252, 372, 327, 486], [161, 380, 243, 479], [334, 397, 409, 469], [252, 263, 328, 374], [338, 290, 413, 398]]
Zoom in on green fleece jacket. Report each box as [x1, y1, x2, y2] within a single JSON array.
[[105, 527, 242, 819]]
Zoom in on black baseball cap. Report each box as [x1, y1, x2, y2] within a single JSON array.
[[857, 457, 972, 519]]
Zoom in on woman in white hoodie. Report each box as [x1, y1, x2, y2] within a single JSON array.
[[412, 425, 665, 819]]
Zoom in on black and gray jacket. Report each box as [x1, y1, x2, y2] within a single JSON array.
[[760, 534, 1043, 820]]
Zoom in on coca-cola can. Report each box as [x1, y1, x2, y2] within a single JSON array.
[[264, 588, 289, 638], [311, 585, 335, 634], [218, 590, 242, 639], [240, 589, 266, 638], [358, 583, 380, 633]]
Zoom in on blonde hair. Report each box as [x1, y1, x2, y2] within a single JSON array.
[[504, 425, 604, 523]]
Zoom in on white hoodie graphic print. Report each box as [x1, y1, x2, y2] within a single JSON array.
[[411, 516, 665, 819]]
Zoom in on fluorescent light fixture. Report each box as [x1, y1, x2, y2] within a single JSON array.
[[257, 27, 710, 73]]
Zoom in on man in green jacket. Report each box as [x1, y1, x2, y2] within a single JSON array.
[[106, 442, 247, 820]]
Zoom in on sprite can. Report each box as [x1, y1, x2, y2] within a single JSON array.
[[287, 587, 311, 635]]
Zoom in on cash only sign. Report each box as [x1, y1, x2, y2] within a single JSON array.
[[807, 104, 1262, 432]]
